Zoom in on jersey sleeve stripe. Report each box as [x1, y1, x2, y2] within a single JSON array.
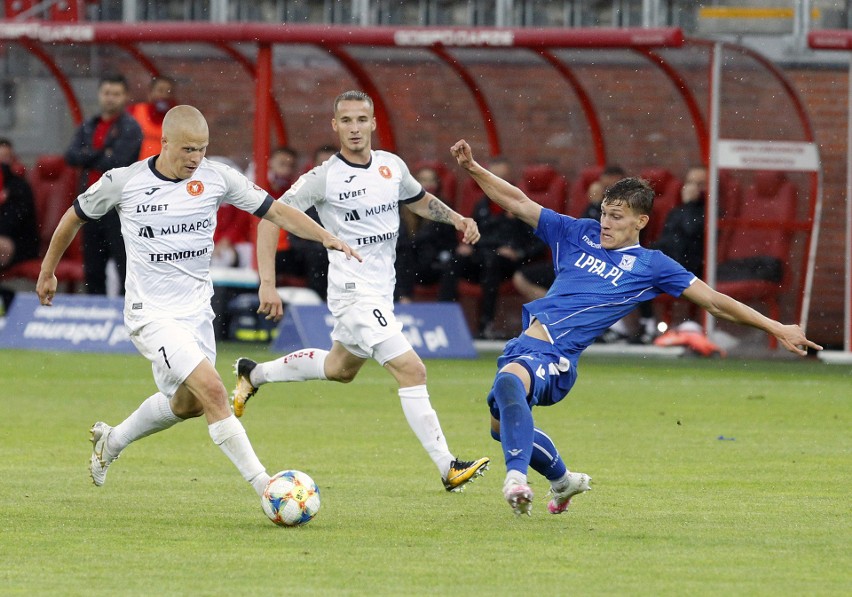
[[72, 198, 94, 222], [399, 188, 426, 204], [252, 194, 275, 218]]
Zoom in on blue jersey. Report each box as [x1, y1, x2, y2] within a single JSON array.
[[525, 209, 696, 357]]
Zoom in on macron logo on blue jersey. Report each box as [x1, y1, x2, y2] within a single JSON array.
[[574, 252, 625, 286]]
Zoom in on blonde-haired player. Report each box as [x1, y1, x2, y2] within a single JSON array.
[[37, 105, 359, 501]]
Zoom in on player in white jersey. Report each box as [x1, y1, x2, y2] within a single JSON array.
[[232, 90, 490, 492], [36, 105, 360, 505], [450, 139, 822, 516]]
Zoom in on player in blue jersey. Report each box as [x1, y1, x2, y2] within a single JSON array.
[[450, 139, 823, 517]]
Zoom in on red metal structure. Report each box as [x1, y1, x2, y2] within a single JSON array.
[[808, 30, 852, 358], [0, 22, 684, 189], [0, 22, 819, 337]]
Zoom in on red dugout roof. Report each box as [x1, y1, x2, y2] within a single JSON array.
[[0, 22, 684, 47]]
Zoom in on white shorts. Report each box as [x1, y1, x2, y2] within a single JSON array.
[[129, 308, 216, 397], [328, 297, 412, 365]]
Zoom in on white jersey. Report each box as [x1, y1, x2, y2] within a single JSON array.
[[73, 157, 273, 331], [279, 150, 424, 301]]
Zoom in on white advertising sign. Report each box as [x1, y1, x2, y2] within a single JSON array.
[[717, 140, 820, 171]]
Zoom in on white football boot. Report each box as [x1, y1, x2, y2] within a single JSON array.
[[89, 422, 118, 487]]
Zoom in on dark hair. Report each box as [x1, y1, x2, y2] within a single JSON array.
[[334, 90, 373, 113], [0, 137, 11, 148], [98, 72, 129, 90], [149, 75, 175, 90], [313, 144, 337, 163], [602, 165, 626, 177], [271, 146, 298, 160], [414, 166, 442, 195], [602, 177, 655, 215]]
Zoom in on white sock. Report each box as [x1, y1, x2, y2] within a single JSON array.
[[398, 385, 454, 477], [107, 392, 182, 457], [252, 349, 329, 386], [208, 415, 269, 496], [505, 470, 528, 487], [550, 471, 571, 492]]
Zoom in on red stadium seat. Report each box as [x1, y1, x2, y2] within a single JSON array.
[[0, 155, 83, 289], [640, 168, 681, 245], [717, 169, 741, 219], [517, 164, 568, 213], [457, 177, 484, 218], [716, 170, 797, 348]]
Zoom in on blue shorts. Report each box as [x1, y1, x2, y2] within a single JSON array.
[[487, 334, 578, 418]]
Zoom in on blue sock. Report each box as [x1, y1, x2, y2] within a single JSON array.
[[529, 427, 568, 482], [490, 372, 534, 476]]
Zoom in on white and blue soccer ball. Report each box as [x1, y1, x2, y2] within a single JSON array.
[[261, 470, 321, 527]]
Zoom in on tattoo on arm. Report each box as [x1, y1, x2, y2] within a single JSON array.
[[426, 197, 455, 224]]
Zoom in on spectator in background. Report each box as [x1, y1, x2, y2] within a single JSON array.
[[654, 165, 707, 277], [128, 76, 176, 160], [210, 156, 254, 269], [212, 203, 254, 268], [513, 171, 620, 302], [438, 158, 547, 339], [579, 166, 626, 221], [0, 137, 27, 176], [625, 165, 709, 340], [65, 72, 142, 295], [274, 145, 332, 300], [310, 144, 337, 169], [0, 154, 39, 310], [267, 147, 300, 272], [267, 147, 298, 195], [245, 146, 298, 193], [395, 166, 458, 303]]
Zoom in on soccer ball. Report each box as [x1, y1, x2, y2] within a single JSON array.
[[261, 470, 321, 527]]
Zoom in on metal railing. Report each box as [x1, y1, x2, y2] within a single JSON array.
[[0, 1, 846, 29], [3, 1, 851, 55]]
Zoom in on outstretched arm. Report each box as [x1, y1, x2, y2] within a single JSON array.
[[36, 207, 86, 306], [681, 279, 822, 356], [405, 192, 480, 245], [262, 201, 361, 261], [450, 139, 542, 229]]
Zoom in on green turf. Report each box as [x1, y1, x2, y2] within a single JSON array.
[[1, 345, 849, 596]]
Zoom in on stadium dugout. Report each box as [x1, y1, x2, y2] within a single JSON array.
[[0, 22, 819, 349]]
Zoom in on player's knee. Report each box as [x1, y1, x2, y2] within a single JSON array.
[[383, 352, 426, 387], [402, 359, 427, 386], [326, 363, 358, 383], [329, 371, 356, 383], [492, 371, 527, 410], [180, 403, 205, 419], [189, 378, 230, 415], [170, 393, 204, 419]]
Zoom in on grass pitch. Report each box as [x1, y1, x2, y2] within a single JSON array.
[[0, 345, 849, 596]]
